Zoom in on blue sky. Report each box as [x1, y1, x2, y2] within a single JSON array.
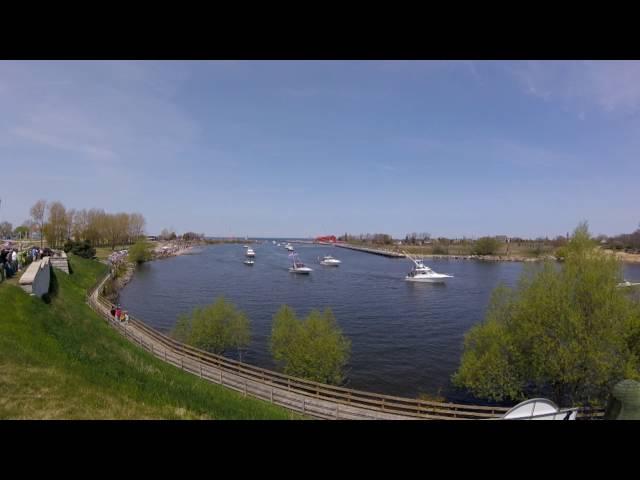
[[0, 60, 638, 238]]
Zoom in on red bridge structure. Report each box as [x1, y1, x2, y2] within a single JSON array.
[[315, 235, 337, 244]]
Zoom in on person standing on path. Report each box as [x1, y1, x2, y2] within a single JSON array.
[[0, 249, 6, 282]]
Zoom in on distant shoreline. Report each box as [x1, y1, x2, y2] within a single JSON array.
[[334, 243, 640, 264]]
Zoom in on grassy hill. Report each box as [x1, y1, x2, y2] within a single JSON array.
[[0, 255, 300, 419]]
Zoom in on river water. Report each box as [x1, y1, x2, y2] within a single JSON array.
[[119, 243, 640, 402]]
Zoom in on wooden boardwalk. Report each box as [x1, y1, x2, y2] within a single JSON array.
[[86, 272, 604, 420]]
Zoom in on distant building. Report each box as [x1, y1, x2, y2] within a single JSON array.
[[315, 235, 337, 243], [495, 235, 509, 243], [147, 235, 158, 241]]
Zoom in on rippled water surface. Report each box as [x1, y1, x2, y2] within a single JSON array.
[[119, 243, 640, 401]]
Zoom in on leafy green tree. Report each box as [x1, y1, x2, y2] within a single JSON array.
[[172, 297, 251, 357], [270, 305, 351, 385], [472, 237, 500, 255], [128, 239, 153, 263], [14, 225, 29, 239], [453, 222, 640, 407]]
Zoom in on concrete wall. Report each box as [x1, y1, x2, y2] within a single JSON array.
[[19, 257, 50, 297], [50, 251, 69, 274]]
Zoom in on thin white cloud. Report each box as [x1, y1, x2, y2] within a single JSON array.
[[0, 61, 199, 170], [510, 60, 640, 115], [11, 126, 117, 160]]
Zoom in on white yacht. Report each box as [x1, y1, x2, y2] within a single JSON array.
[[246, 248, 255, 257], [320, 255, 341, 266], [403, 252, 452, 283], [289, 253, 312, 274], [244, 259, 254, 266], [285, 243, 295, 251]]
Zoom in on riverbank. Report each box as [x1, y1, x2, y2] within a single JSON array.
[[420, 253, 556, 262], [336, 243, 553, 262], [606, 250, 640, 264], [337, 243, 640, 264], [151, 240, 199, 259], [0, 254, 299, 419]]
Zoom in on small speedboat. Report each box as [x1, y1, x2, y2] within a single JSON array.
[[403, 252, 452, 283], [320, 255, 341, 266], [289, 253, 312, 274], [246, 248, 255, 257], [243, 244, 249, 248], [285, 243, 294, 251], [244, 259, 254, 266]]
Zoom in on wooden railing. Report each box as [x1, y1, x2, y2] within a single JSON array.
[[86, 272, 605, 420]]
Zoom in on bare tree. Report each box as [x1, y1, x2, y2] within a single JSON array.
[[65, 208, 76, 241], [44, 201, 68, 248], [30, 199, 47, 248], [0, 221, 13, 239], [129, 213, 146, 241]]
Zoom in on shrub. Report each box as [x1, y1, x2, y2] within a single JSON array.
[[270, 305, 351, 385], [128, 240, 153, 264], [472, 237, 500, 255], [69, 240, 96, 259], [172, 297, 251, 359], [432, 244, 449, 255], [453, 222, 640, 406], [63, 240, 74, 253]]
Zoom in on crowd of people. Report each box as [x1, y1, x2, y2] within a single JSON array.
[[0, 245, 19, 282], [0, 243, 57, 283], [154, 242, 190, 257], [108, 249, 128, 266]]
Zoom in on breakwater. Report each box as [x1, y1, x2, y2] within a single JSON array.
[[334, 243, 406, 258]]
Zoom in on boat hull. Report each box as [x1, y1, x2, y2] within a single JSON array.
[[289, 268, 312, 274], [405, 275, 451, 283]]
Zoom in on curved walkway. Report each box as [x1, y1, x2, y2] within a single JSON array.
[[86, 272, 604, 420]]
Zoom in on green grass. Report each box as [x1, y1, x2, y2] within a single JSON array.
[[0, 255, 301, 419]]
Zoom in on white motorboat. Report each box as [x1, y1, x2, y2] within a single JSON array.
[[246, 248, 255, 257], [403, 252, 452, 283], [243, 244, 249, 248], [244, 259, 254, 266], [320, 255, 341, 266], [289, 253, 312, 274], [285, 243, 295, 251]]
